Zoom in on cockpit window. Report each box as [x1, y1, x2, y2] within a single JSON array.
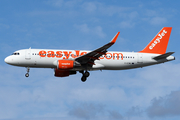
[[12, 52, 20, 55]]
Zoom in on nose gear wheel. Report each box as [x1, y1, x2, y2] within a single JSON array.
[[25, 67, 30, 77]]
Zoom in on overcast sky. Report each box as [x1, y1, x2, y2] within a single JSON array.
[[1, 0, 180, 120]]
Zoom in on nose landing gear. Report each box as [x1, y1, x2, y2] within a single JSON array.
[[25, 67, 30, 77], [80, 71, 90, 82]]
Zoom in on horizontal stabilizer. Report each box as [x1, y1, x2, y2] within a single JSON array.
[[153, 52, 174, 60]]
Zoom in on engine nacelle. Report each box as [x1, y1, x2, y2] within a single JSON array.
[[54, 68, 76, 77], [55, 60, 81, 70], [57, 60, 74, 69]]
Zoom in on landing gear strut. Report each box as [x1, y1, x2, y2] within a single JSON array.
[[80, 71, 90, 82], [25, 67, 30, 77]]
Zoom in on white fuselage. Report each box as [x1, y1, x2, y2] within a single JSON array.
[[4, 49, 175, 71]]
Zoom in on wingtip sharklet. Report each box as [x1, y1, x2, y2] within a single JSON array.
[[110, 32, 120, 44]]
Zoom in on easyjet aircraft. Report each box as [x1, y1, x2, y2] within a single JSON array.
[[4, 27, 175, 82]]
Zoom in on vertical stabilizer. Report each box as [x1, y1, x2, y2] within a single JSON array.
[[139, 27, 172, 54]]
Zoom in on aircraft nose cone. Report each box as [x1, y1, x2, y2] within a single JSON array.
[[4, 57, 8, 63], [4, 56, 11, 64]]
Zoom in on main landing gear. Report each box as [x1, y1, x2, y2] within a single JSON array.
[[25, 67, 30, 77], [80, 71, 90, 82]]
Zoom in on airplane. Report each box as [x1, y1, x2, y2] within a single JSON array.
[[4, 27, 175, 82]]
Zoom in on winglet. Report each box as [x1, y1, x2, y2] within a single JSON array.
[[110, 32, 120, 44]]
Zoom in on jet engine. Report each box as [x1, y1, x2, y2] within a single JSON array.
[[54, 68, 76, 77], [56, 60, 81, 70]]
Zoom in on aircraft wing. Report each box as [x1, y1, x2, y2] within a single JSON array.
[[75, 32, 120, 68]]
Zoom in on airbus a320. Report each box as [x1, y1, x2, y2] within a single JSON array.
[[4, 27, 175, 82]]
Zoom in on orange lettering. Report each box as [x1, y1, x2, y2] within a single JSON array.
[[80, 52, 87, 56], [105, 53, 112, 60], [113, 53, 123, 60], [99, 55, 104, 59], [39, 50, 123, 60], [71, 50, 80, 58], [63, 51, 72, 59], [71, 54, 76, 58], [76, 50, 80, 56], [39, 50, 46, 57], [47, 51, 55, 58], [56, 51, 62, 58]]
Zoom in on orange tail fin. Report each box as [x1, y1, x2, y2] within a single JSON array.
[[139, 27, 172, 54]]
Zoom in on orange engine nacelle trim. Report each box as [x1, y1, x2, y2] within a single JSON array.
[[54, 68, 76, 77], [57, 60, 74, 70], [54, 69, 70, 77]]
